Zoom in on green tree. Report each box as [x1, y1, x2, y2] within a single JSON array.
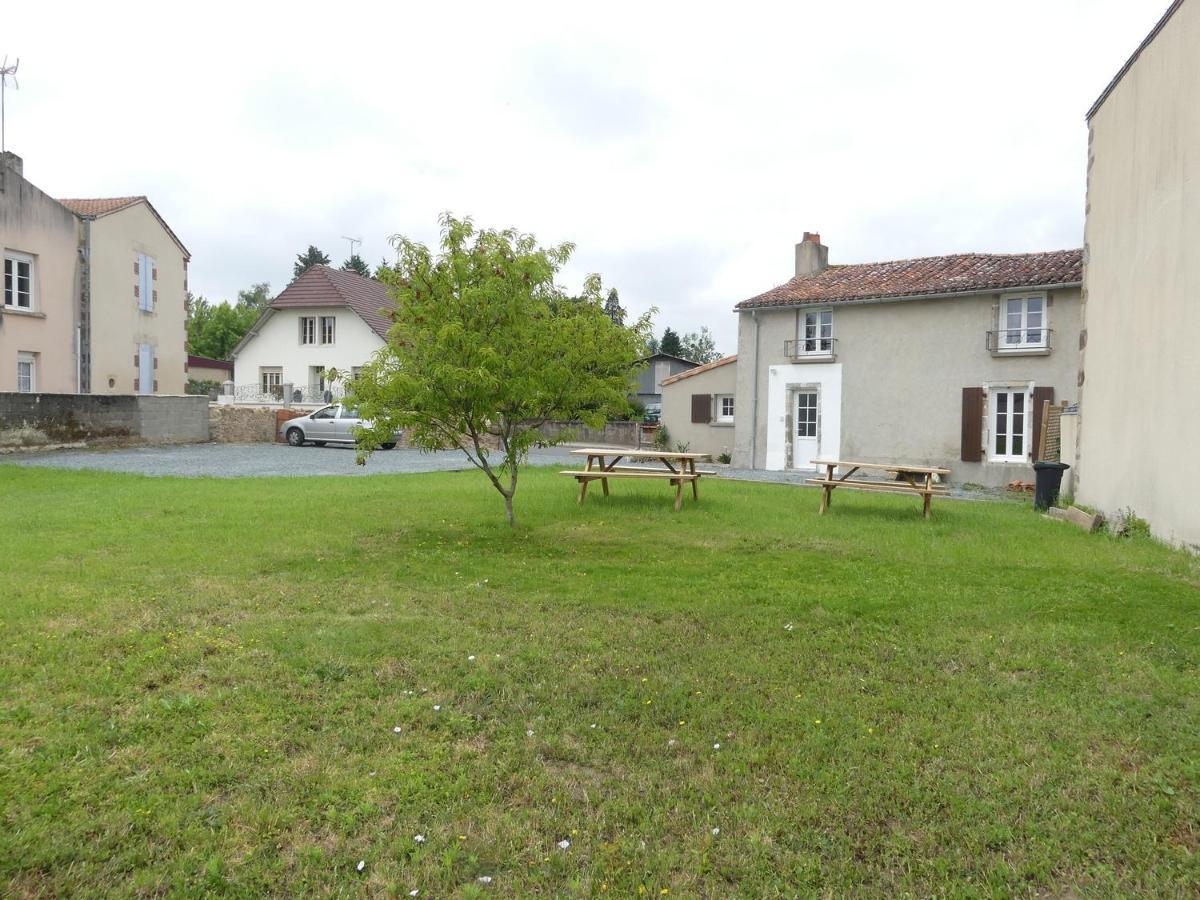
[[659, 327, 683, 357], [341, 254, 372, 278], [348, 214, 652, 525], [236, 282, 271, 309], [186, 294, 262, 360], [293, 245, 330, 279], [680, 326, 720, 364]]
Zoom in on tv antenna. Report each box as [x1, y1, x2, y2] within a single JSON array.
[[342, 235, 362, 260], [0, 57, 18, 153]]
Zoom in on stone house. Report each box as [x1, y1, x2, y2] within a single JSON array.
[[732, 233, 1083, 486], [1, 151, 191, 394]]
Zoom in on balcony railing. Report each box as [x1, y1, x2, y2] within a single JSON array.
[[229, 382, 347, 405], [986, 329, 1053, 353], [784, 338, 838, 360]]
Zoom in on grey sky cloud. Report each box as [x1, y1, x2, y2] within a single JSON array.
[[6, 1, 1169, 355]]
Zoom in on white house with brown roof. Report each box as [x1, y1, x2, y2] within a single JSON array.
[[1076, 0, 1200, 549], [1, 150, 191, 395], [733, 233, 1083, 486], [230, 265, 393, 403]]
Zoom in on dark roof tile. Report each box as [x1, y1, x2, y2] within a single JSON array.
[[271, 265, 394, 338]]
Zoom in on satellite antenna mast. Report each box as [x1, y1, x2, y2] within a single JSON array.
[[342, 235, 362, 261], [0, 57, 18, 153]]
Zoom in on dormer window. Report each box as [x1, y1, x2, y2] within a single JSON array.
[[999, 295, 1047, 350]]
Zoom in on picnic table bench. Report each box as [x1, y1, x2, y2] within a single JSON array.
[[808, 459, 951, 518], [560, 448, 712, 512]]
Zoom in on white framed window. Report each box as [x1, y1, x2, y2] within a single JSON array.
[[299, 316, 316, 345], [999, 294, 1046, 349], [801, 309, 833, 354], [989, 386, 1032, 462], [715, 394, 735, 423], [796, 390, 818, 438], [4, 251, 34, 310], [320, 316, 336, 345], [260, 366, 283, 398], [17, 352, 36, 393]]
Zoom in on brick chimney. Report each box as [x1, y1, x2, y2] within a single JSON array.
[[794, 231, 828, 277]]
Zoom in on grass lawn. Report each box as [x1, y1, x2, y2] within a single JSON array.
[[1, 464, 1197, 897]]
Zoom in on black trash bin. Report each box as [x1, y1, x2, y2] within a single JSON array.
[[1032, 461, 1070, 510]]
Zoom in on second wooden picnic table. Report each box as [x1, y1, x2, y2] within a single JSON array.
[[560, 448, 712, 511]]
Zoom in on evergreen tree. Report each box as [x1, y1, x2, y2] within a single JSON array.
[[341, 254, 372, 277], [604, 287, 625, 326], [659, 327, 683, 357], [293, 245, 331, 279]]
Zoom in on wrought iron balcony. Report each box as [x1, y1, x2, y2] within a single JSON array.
[[986, 329, 1053, 353], [784, 338, 838, 361]]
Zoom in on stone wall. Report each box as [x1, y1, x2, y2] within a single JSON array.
[[208, 405, 303, 443], [537, 420, 641, 447], [0, 393, 210, 446]]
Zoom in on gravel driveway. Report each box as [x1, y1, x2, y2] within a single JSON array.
[[3, 442, 579, 478]]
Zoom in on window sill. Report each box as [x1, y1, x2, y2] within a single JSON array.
[[2, 307, 46, 319], [711, 421, 735, 428], [991, 346, 1050, 357], [786, 353, 837, 364]]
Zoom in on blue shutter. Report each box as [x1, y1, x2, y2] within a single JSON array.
[[139, 343, 153, 393]]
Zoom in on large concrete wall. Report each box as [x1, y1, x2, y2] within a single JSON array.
[[0, 157, 80, 393], [1077, 0, 1200, 549], [88, 202, 189, 395], [0, 393, 210, 444], [734, 288, 1082, 485], [661, 360, 738, 458]]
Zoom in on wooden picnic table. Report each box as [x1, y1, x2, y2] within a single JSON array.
[[808, 459, 951, 518], [560, 448, 712, 512]]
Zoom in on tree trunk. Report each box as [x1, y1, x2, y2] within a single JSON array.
[[504, 493, 515, 526]]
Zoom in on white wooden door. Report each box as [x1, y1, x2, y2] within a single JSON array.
[[793, 390, 819, 468]]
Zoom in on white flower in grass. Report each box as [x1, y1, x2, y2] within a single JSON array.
[[477, 875, 493, 884], [356, 860, 365, 872], [784, 623, 794, 632], [526, 729, 534, 737], [393, 726, 402, 734], [414, 834, 425, 843], [557, 839, 571, 850], [713, 742, 721, 750], [590, 723, 597, 729], [667, 739, 677, 747], [711, 827, 720, 836], [433, 705, 441, 712], [410, 891, 419, 897], [468, 655, 476, 661]]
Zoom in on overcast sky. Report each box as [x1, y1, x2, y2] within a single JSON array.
[[7, 1, 1167, 352]]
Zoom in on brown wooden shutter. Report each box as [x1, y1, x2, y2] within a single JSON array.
[[691, 394, 712, 424], [961, 387, 984, 462], [1032, 386, 1055, 461]]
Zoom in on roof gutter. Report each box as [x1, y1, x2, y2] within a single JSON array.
[[731, 280, 1083, 314]]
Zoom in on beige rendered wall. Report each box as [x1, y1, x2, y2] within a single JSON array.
[[1077, 1, 1200, 549], [0, 165, 79, 393], [661, 361, 738, 458], [734, 288, 1082, 485], [88, 202, 188, 394]]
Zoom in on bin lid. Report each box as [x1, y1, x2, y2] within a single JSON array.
[[1033, 460, 1071, 470]]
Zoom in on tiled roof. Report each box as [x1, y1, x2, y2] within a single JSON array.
[[661, 354, 737, 386], [271, 265, 394, 338], [735, 249, 1083, 310], [57, 196, 145, 216], [56, 195, 192, 260]]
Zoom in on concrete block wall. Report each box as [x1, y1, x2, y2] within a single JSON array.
[[0, 393, 210, 445]]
